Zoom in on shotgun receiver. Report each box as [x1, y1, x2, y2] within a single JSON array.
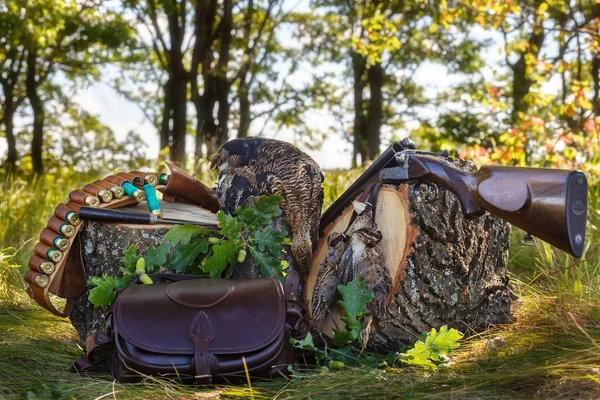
[[320, 141, 588, 258]]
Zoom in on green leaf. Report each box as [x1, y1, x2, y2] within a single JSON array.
[[164, 224, 208, 246], [290, 333, 326, 365], [401, 326, 464, 369], [332, 329, 353, 347], [144, 242, 170, 271], [171, 239, 209, 274], [87, 275, 130, 310], [253, 194, 283, 217], [250, 247, 282, 280], [217, 211, 243, 237], [336, 276, 375, 344], [121, 245, 139, 271], [237, 195, 283, 227], [253, 225, 287, 256], [202, 239, 241, 278]]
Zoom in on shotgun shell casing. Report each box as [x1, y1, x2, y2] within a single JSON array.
[[54, 204, 81, 226], [69, 190, 100, 208], [143, 183, 162, 217], [33, 274, 50, 288], [61, 224, 75, 237], [110, 185, 125, 198], [66, 211, 81, 226], [28, 255, 56, 275], [39, 261, 55, 275], [53, 237, 69, 251], [47, 248, 63, 262], [48, 216, 76, 238], [41, 228, 69, 250], [83, 184, 113, 203], [35, 242, 63, 262], [97, 189, 113, 203], [94, 180, 125, 199], [122, 182, 146, 202], [159, 174, 170, 185]]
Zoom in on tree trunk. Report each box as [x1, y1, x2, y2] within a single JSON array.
[[170, 74, 187, 166], [366, 62, 383, 160], [1, 95, 17, 173], [238, 86, 251, 137], [510, 30, 545, 125], [26, 49, 44, 175], [305, 158, 513, 352], [352, 52, 367, 167], [160, 79, 172, 156]]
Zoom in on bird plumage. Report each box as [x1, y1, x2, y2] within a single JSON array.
[[311, 201, 391, 326], [210, 137, 324, 271]]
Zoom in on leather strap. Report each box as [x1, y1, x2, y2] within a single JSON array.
[[284, 271, 310, 337], [189, 311, 216, 384]]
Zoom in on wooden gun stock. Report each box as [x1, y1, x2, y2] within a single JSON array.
[[404, 155, 588, 258]]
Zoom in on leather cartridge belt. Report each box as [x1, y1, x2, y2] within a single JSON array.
[[24, 162, 219, 317]]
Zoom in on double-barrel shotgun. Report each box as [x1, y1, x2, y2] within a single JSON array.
[[320, 140, 588, 258]]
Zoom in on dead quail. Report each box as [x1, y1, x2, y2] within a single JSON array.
[[311, 232, 346, 326], [311, 201, 391, 324], [210, 137, 324, 271]]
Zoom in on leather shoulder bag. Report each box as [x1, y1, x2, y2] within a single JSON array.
[[74, 272, 310, 384]]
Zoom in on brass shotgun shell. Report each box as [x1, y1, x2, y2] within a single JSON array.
[[39, 261, 55, 275], [145, 174, 158, 186], [97, 189, 113, 203], [110, 185, 125, 198], [28, 255, 56, 275], [52, 237, 69, 251], [85, 195, 100, 207], [66, 211, 81, 226], [48, 216, 76, 238], [94, 180, 125, 199], [47, 248, 63, 262], [69, 190, 100, 208], [33, 274, 50, 288], [54, 204, 81, 226], [60, 224, 75, 237]]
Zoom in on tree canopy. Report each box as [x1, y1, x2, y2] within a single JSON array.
[[0, 0, 598, 175]]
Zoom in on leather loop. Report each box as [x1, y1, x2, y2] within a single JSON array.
[[189, 311, 216, 384]]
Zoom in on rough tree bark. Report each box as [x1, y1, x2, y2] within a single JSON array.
[[305, 158, 513, 353]]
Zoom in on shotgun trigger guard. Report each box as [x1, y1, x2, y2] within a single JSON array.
[[522, 233, 536, 247]]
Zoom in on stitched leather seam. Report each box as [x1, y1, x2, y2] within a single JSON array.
[[115, 278, 284, 352], [166, 281, 234, 308]]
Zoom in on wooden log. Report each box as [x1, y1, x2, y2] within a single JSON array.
[[304, 159, 514, 353]]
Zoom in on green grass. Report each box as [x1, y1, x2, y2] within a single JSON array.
[[1, 168, 600, 399]]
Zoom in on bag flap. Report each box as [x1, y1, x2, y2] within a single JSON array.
[[113, 277, 284, 355]]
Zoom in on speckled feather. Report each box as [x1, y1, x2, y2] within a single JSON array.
[[311, 202, 391, 325], [211, 137, 324, 270]]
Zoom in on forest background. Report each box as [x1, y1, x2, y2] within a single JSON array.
[[1, 0, 600, 398]]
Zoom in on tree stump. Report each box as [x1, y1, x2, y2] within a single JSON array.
[[305, 159, 514, 353], [69, 201, 299, 347]]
